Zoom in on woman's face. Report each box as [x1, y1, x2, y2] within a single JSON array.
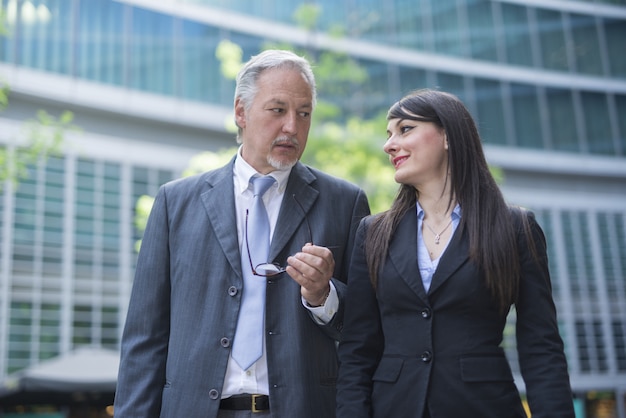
[[384, 115, 448, 188]]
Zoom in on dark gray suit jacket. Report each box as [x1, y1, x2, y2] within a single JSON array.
[[337, 208, 574, 418], [114, 158, 370, 418]]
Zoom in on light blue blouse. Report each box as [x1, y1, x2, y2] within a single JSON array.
[[416, 202, 462, 292]]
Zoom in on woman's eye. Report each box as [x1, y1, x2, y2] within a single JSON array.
[[400, 125, 414, 134]]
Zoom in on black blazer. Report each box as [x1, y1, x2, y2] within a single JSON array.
[[336, 208, 575, 418]]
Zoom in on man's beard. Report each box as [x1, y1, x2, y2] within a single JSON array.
[[267, 137, 300, 170]]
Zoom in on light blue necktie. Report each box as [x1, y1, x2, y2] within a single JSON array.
[[232, 175, 275, 370]]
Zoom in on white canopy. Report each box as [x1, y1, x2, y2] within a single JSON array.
[[0, 347, 119, 405]]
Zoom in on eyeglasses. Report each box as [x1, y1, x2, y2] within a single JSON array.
[[245, 194, 313, 277]]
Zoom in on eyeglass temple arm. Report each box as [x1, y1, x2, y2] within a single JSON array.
[[291, 194, 313, 245]]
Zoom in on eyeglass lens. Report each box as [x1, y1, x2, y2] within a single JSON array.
[[245, 194, 312, 278]]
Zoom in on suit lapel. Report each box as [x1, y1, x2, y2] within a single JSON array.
[[200, 158, 242, 278], [387, 210, 471, 300], [270, 162, 318, 261], [388, 210, 429, 302], [428, 225, 470, 295]]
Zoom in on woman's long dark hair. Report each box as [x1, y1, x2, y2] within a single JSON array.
[[365, 89, 519, 312]]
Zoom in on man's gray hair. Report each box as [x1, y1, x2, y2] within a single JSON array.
[[234, 49, 317, 141]]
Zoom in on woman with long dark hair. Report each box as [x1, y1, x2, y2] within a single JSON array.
[[336, 89, 574, 418]]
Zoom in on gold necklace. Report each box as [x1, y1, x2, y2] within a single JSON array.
[[423, 219, 453, 245]]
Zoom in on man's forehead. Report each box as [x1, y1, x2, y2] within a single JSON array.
[[262, 96, 313, 108]]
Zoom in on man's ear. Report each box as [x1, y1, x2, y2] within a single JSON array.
[[234, 98, 246, 129]]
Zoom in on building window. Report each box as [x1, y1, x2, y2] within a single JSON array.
[[510, 83, 543, 149], [570, 13, 604, 76], [500, 2, 534, 67], [546, 88, 580, 153], [536, 8, 569, 71], [604, 17, 626, 78]]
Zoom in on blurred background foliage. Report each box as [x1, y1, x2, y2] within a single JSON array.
[[134, 4, 503, 241]]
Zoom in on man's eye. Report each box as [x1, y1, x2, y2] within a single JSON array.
[[272, 108, 284, 113], [299, 112, 311, 118]]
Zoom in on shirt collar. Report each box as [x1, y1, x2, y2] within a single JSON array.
[[416, 200, 462, 220], [233, 145, 292, 194]]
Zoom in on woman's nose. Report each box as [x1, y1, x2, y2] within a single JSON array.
[[383, 136, 396, 154]]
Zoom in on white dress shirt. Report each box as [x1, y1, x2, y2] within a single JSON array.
[[222, 148, 338, 397]]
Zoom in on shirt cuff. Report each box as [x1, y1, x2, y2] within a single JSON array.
[[301, 281, 338, 324]]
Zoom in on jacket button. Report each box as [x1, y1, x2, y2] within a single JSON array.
[[208, 389, 219, 399], [420, 308, 431, 319], [228, 286, 238, 296], [220, 337, 230, 347], [421, 351, 432, 363]]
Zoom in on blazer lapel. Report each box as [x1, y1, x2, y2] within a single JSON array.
[[428, 226, 470, 295], [388, 210, 429, 303], [200, 158, 242, 278], [269, 162, 318, 261]]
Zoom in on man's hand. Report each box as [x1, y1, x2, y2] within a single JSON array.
[[286, 243, 334, 306]]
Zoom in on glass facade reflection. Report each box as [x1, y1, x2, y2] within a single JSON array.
[[1, 0, 625, 154], [0, 0, 625, 416], [2, 149, 174, 373]]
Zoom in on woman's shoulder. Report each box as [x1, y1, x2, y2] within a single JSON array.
[[507, 205, 547, 250], [507, 204, 537, 227]]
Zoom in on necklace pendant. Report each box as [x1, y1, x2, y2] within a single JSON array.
[[424, 218, 453, 246]]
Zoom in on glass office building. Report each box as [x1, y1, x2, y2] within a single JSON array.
[[0, 0, 625, 416]]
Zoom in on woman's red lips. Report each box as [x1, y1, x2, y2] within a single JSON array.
[[392, 155, 408, 168]]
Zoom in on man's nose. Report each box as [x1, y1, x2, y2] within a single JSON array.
[[282, 112, 298, 134]]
